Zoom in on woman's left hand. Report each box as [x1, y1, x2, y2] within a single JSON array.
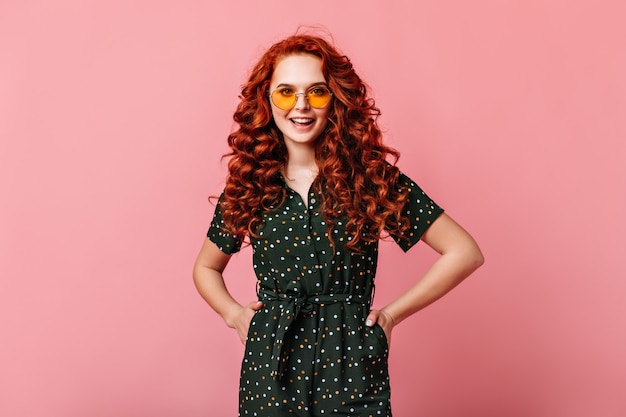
[[366, 309, 395, 347]]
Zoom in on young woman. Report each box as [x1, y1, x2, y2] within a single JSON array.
[[193, 33, 484, 417]]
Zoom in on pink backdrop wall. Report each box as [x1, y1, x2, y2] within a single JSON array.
[[1, 1, 625, 416]]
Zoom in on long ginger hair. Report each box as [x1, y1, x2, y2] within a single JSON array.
[[220, 34, 410, 251]]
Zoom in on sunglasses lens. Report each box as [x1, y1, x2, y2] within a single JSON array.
[[271, 88, 296, 110], [307, 87, 332, 108]]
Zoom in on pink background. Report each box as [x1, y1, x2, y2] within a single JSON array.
[[1, 1, 625, 416]]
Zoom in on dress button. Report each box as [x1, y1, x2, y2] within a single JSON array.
[[310, 198, 316, 204]]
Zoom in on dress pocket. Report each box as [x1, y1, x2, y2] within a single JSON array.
[[370, 323, 390, 354], [241, 309, 273, 375]]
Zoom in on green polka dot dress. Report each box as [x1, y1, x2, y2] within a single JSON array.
[[207, 172, 443, 417]]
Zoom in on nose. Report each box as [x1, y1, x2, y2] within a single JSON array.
[[293, 92, 310, 110]]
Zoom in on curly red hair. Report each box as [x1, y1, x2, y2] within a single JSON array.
[[219, 34, 410, 251]]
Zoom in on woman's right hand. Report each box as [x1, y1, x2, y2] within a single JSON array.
[[228, 301, 264, 344]]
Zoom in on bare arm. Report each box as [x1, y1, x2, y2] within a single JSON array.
[[367, 213, 484, 341], [192, 238, 262, 343]]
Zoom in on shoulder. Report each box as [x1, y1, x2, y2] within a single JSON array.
[[393, 169, 422, 192]]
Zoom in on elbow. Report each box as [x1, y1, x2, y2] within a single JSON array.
[[192, 262, 203, 290], [470, 246, 485, 271], [445, 245, 484, 275], [455, 241, 484, 273], [474, 250, 485, 269]]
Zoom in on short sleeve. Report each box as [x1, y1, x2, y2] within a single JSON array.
[[206, 192, 243, 255], [392, 172, 444, 252]]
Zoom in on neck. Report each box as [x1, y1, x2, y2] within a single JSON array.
[[284, 142, 316, 170], [283, 145, 318, 182]]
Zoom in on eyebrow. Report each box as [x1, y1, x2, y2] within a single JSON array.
[[274, 82, 328, 89]]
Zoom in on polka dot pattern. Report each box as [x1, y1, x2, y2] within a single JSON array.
[[207, 172, 443, 416]]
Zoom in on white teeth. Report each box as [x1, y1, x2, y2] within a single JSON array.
[[291, 118, 313, 123]]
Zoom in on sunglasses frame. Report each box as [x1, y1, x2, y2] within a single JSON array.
[[269, 85, 333, 110]]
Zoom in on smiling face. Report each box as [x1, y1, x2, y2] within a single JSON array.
[[269, 54, 331, 150]]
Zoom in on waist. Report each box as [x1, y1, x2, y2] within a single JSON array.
[[258, 289, 371, 308]]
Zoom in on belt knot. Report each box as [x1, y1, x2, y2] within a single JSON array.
[[257, 289, 370, 380]]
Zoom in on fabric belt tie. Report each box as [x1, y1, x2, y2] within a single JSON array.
[[258, 289, 370, 380]]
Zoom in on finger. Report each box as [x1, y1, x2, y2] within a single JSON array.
[[245, 300, 264, 311], [365, 309, 379, 327], [239, 322, 251, 344]]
